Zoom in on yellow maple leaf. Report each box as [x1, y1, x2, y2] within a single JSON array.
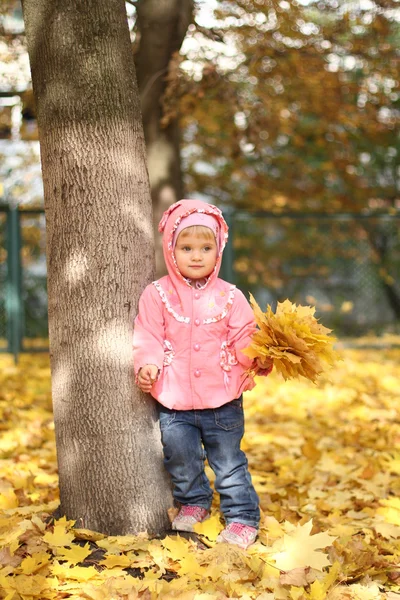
[[308, 562, 342, 599], [377, 497, 400, 526], [272, 520, 336, 571], [33, 471, 58, 486], [73, 528, 106, 542], [147, 541, 168, 574], [51, 560, 99, 581], [339, 582, 382, 600], [0, 488, 18, 509], [2, 519, 33, 554], [243, 295, 340, 382], [3, 573, 49, 596], [30, 514, 47, 532], [374, 520, 400, 539], [97, 533, 146, 553], [162, 534, 192, 558], [177, 553, 207, 579], [56, 542, 92, 565], [193, 514, 223, 542], [19, 552, 51, 574], [99, 553, 132, 569], [43, 519, 75, 548]]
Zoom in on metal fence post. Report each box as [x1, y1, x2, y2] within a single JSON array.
[[6, 206, 22, 363]]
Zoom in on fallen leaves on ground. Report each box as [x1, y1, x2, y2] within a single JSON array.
[[0, 345, 399, 599]]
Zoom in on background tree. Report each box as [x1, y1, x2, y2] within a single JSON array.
[[178, 0, 399, 213], [133, 0, 193, 273], [2, 0, 399, 334], [2, 0, 399, 216], [172, 0, 400, 321], [21, 0, 173, 535]]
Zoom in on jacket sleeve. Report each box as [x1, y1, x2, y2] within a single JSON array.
[[132, 284, 165, 376], [227, 288, 257, 369]]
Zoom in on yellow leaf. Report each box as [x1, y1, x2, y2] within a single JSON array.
[[0, 488, 18, 509], [272, 520, 336, 571], [56, 542, 92, 565], [309, 580, 327, 600], [99, 553, 132, 568], [193, 514, 223, 542], [162, 534, 192, 558], [244, 296, 340, 382], [51, 560, 99, 581], [30, 514, 47, 532], [177, 553, 206, 578], [374, 520, 400, 539], [261, 515, 285, 539], [97, 533, 146, 553], [5, 573, 48, 595], [19, 552, 51, 574], [377, 498, 400, 525], [290, 589, 306, 600], [43, 520, 75, 548], [341, 582, 382, 599], [73, 528, 106, 542], [34, 471, 58, 486], [309, 562, 341, 599]]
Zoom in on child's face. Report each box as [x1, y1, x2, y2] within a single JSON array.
[[174, 231, 218, 280]]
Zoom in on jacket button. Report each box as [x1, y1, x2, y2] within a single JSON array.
[[194, 369, 201, 377], [194, 318, 200, 326], [194, 343, 200, 351], [194, 292, 200, 299]]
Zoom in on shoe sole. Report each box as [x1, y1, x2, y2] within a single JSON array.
[[171, 523, 196, 533], [171, 513, 210, 533], [216, 534, 256, 549]]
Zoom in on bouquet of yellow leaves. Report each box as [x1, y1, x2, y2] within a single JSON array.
[[242, 295, 340, 383]]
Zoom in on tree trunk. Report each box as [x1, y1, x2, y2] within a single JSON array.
[[22, 0, 173, 535], [134, 0, 193, 276]]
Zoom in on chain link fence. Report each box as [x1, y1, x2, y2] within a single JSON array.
[[0, 207, 48, 356], [20, 211, 48, 347], [0, 212, 7, 350], [223, 212, 400, 337], [0, 208, 399, 358]]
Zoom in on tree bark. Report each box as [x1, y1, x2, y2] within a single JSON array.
[[22, 0, 173, 535], [134, 0, 194, 276]]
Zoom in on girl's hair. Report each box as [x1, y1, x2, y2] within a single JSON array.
[[177, 225, 216, 241]]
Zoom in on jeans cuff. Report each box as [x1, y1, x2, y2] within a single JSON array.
[[225, 518, 259, 529]]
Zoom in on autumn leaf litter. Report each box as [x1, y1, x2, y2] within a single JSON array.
[[0, 349, 399, 600]]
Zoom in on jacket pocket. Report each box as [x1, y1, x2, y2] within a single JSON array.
[[214, 399, 244, 431], [163, 340, 175, 366], [220, 341, 238, 392]]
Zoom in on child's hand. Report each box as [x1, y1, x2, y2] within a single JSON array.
[[256, 356, 273, 371], [137, 364, 159, 393]]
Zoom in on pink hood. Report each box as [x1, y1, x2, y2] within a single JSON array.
[[158, 199, 229, 292]]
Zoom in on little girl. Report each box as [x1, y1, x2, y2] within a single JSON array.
[[133, 199, 272, 549]]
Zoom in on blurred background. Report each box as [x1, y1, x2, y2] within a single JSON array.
[[0, 0, 399, 356]]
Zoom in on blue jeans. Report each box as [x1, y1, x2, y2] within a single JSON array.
[[158, 398, 260, 528]]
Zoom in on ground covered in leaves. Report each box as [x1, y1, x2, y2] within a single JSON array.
[[1, 346, 400, 600]]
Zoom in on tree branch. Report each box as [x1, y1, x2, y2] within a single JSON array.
[[193, 22, 225, 43]]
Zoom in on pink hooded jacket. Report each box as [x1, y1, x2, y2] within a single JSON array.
[[133, 199, 267, 410]]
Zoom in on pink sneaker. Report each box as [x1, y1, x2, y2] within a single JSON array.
[[171, 505, 209, 532], [217, 522, 258, 549]]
